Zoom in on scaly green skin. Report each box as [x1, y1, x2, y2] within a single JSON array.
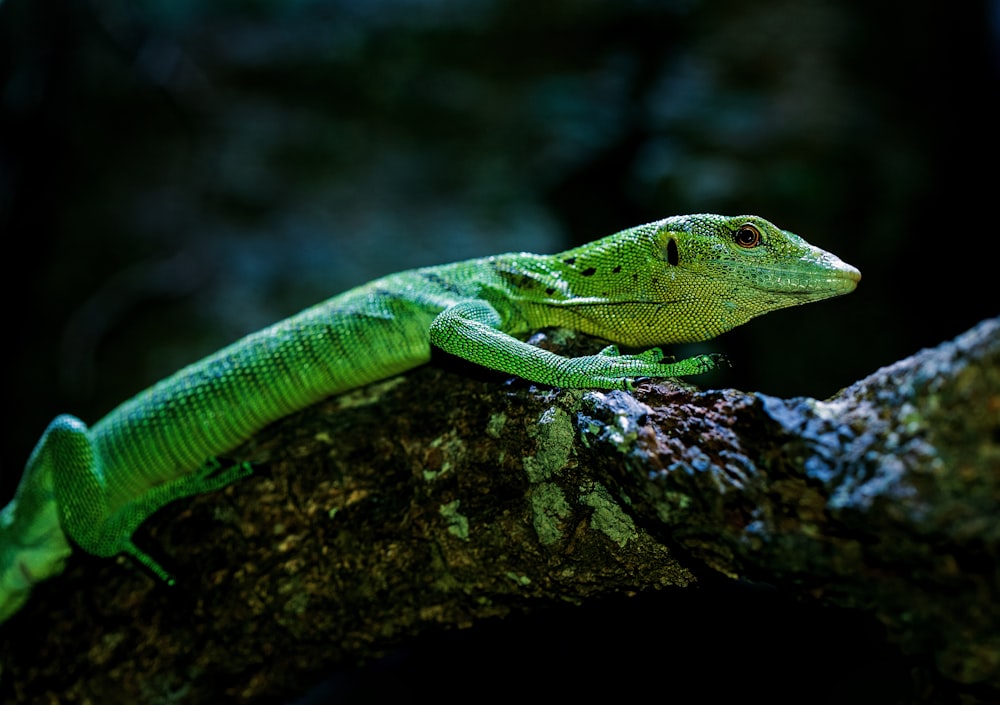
[[0, 213, 860, 623]]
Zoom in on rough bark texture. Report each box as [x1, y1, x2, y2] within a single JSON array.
[[1, 318, 997, 704]]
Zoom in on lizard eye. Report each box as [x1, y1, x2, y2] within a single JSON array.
[[734, 224, 762, 248]]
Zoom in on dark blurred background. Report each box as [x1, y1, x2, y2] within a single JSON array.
[[1, 0, 997, 701]]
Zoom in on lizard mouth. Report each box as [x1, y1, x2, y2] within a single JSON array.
[[744, 262, 861, 296]]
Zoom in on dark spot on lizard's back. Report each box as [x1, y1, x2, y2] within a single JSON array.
[[581, 267, 596, 277], [497, 268, 541, 293], [563, 257, 576, 265], [421, 270, 464, 295], [612, 265, 622, 273], [545, 287, 556, 295], [631, 272, 639, 282]]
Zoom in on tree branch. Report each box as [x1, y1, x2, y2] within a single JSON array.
[[2, 318, 997, 703]]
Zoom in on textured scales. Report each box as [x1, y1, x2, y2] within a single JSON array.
[[0, 213, 860, 623]]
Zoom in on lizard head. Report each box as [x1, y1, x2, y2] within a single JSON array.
[[646, 213, 861, 343], [546, 213, 861, 346], [663, 213, 859, 288]]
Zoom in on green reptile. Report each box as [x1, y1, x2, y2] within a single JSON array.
[[0, 213, 859, 624]]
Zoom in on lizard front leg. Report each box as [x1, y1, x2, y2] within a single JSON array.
[[428, 300, 725, 391]]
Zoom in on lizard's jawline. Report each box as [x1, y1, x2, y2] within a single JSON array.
[[736, 267, 860, 295], [763, 278, 858, 295]]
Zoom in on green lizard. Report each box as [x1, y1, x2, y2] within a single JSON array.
[[0, 213, 859, 624]]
